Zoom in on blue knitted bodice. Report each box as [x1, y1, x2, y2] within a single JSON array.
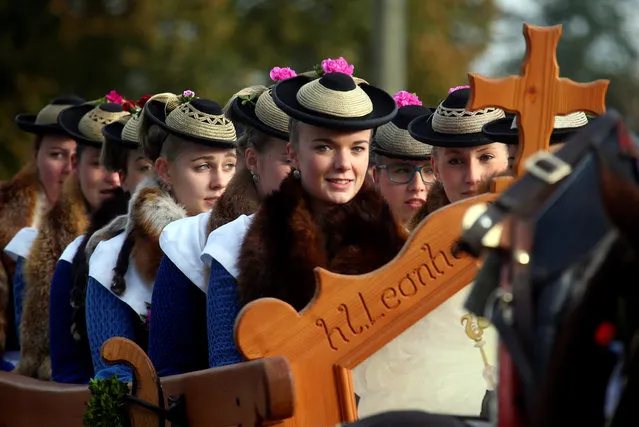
[[85, 277, 148, 381], [12, 255, 25, 347], [148, 256, 207, 376], [49, 259, 93, 384], [207, 258, 243, 367]]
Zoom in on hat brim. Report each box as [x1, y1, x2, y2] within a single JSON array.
[[272, 75, 397, 131], [15, 114, 66, 135], [58, 104, 103, 148], [482, 117, 588, 145], [408, 114, 494, 148], [372, 146, 431, 161], [101, 121, 140, 150], [231, 96, 289, 141], [145, 100, 237, 149]]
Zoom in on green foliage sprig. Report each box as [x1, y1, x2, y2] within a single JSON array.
[[83, 376, 131, 427], [238, 92, 258, 107]]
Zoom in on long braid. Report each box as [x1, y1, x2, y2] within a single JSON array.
[[110, 232, 135, 297], [70, 187, 129, 343]]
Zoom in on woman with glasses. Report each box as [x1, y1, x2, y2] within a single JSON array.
[[371, 91, 434, 229]]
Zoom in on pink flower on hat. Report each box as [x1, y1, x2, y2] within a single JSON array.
[[270, 66, 297, 81], [105, 90, 124, 104], [321, 57, 354, 76], [183, 90, 195, 98], [393, 91, 422, 108], [448, 85, 470, 94]]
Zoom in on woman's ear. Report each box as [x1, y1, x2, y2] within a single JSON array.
[[286, 143, 300, 170], [245, 147, 257, 172], [431, 155, 440, 178], [155, 157, 171, 186]]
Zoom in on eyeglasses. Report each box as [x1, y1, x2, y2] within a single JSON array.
[[377, 163, 435, 184]]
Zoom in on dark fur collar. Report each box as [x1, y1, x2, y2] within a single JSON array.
[[124, 174, 187, 283], [207, 167, 261, 234], [237, 174, 408, 311], [407, 180, 450, 231], [18, 176, 89, 379]]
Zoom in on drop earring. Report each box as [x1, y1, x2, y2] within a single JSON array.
[[293, 169, 301, 180], [250, 170, 259, 182]]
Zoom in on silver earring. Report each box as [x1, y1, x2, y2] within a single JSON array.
[[293, 169, 301, 180], [250, 170, 259, 182]]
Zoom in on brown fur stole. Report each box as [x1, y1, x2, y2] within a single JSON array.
[[207, 167, 261, 235], [18, 176, 89, 379], [237, 174, 408, 311], [119, 174, 187, 286], [0, 161, 41, 354]]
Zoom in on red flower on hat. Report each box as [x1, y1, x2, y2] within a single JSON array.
[[137, 95, 151, 108], [105, 90, 124, 104], [122, 100, 136, 113]]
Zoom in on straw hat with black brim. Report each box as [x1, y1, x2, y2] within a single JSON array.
[[231, 88, 289, 141], [15, 95, 86, 135], [271, 72, 397, 131], [100, 115, 143, 171], [59, 103, 130, 148], [408, 87, 505, 148], [481, 111, 590, 145], [373, 105, 434, 161], [144, 98, 237, 149]]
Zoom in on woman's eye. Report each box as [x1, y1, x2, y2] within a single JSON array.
[[223, 163, 236, 171], [479, 154, 495, 162], [194, 164, 210, 171], [139, 165, 151, 172], [447, 158, 462, 166], [50, 152, 64, 159], [315, 145, 330, 153], [352, 146, 366, 153]]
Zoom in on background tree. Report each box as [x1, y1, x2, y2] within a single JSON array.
[[491, 0, 639, 128], [0, 0, 496, 178]]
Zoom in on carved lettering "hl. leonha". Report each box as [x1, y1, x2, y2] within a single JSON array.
[[315, 243, 463, 351]]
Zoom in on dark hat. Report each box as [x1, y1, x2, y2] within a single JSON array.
[[15, 95, 86, 135], [231, 87, 289, 141], [272, 72, 397, 131], [59, 102, 130, 148], [408, 87, 505, 148], [100, 115, 142, 171], [145, 98, 237, 149], [373, 92, 434, 161], [482, 111, 590, 145]]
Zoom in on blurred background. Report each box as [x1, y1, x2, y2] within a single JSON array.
[[1, 0, 636, 178]]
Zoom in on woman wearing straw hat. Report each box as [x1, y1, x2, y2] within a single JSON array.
[[406, 86, 510, 226], [371, 90, 434, 229], [0, 96, 84, 372], [482, 111, 590, 169], [48, 96, 156, 384], [84, 92, 239, 381], [16, 97, 126, 380], [349, 86, 506, 418], [149, 68, 296, 377], [203, 58, 407, 368]]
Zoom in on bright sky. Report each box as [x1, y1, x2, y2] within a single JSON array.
[[471, 0, 540, 76]]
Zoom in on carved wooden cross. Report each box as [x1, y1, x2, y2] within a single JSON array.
[[467, 24, 609, 178]]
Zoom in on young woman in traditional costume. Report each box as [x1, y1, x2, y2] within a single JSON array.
[[49, 95, 155, 384], [148, 69, 295, 377], [15, 99, 126, 380], [85, 92, 239, 381], [351, 86, 508, 418], [205, 59, 406, 368], [371, 91, 434, 229], [0, 96, 83, 372], [482, 111, 590, 169]]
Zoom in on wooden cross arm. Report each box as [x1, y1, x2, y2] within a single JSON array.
[[555, 78, 610, 116], [467, 74, 521, 112]]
